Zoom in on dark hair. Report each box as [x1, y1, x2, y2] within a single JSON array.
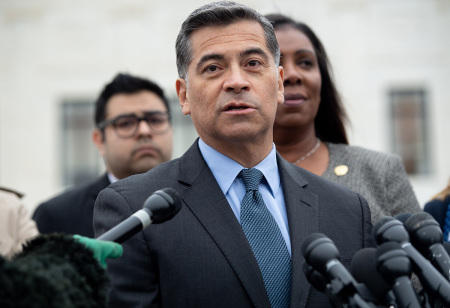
[[94, 73, 171, 126], [175, 1, 280, 80], [265, 14, 349, 144]]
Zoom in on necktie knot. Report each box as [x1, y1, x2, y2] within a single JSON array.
[[239, 168, 264, 192]]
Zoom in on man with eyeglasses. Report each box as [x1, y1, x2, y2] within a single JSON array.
[[33, 73, 173, 238]]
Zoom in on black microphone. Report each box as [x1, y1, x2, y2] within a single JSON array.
[[373, 216, 450, 305], [404, 212, 450, 281], [395, 213, 412, 224], [351, 248, 397, 307], [445, 242, 450, 256], [376, 241, 421, 308], [303, 261, 361, 307], [301, 233, 378, 308], [302, 262, 328, 293], [97, 188, 182, 243]]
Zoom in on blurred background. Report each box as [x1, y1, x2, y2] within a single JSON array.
[[1, 0, 449, 213]]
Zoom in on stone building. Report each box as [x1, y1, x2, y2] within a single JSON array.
[[1, 0, 449, 212]]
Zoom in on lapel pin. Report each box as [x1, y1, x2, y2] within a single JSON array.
[[334, 165, 348, 176]]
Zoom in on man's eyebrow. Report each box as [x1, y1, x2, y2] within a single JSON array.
[[196, 53, 224, 72], [241, 48, 270, 62]]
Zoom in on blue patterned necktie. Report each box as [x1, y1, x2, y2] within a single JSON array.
[[239, 168, 291, 308]]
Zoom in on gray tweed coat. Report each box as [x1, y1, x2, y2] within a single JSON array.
[[322, 142, 421, 223]]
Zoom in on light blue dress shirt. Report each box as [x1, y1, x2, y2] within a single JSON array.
[[198, 139, 291, 255], [107, 173, 119, 184]]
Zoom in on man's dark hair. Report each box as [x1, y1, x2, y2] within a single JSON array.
[[265, 14, 349, 145], [175, 1, 280, 81], [94, 73, 171, 126]]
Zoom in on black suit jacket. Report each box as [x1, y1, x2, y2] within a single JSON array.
[[33, 174, 110, 238], [424, 195, 450, 230], [94, 140, 374, 307]]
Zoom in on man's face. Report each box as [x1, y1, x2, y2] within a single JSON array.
[[93, 90, 173, 179], [176, 20, 284, 152]]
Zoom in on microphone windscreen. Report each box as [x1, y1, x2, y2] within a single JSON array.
[[300, 233, 340, 273], [404, 212, 443, 251], [144, 188, 182, 223], [301, 233, 326, 256], [376, 241, 402, 258], [404, 212, 437, 231], [395, 213, 412, 224], [373, 216, 395, 238], [351, 248, 391, 299]]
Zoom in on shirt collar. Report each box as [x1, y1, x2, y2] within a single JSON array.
[[107, 172, 119, 184], [198, 138, 280, 197]]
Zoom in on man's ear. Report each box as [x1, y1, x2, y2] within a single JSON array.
[[176, 78, 191, 115], [277, 66, 285, 105], [92, 129, 105, 157]]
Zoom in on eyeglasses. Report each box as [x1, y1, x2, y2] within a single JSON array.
[[98, 111, 171, 138]]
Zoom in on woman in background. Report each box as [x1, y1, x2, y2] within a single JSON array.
[[266, 14, 421, 223], [424, 179, 450, 242]]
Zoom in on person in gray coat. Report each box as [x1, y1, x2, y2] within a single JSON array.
[[267, 14, 421, 223]]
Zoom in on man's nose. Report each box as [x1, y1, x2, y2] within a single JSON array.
[[223, 66, 250, 93], [135, 119, 153, 137]]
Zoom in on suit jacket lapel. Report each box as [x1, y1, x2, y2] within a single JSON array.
[[178, 141, 271, 307], [89, 173, 111, 204], [277, 154, 319, 308], [176, 143, 319, 307]]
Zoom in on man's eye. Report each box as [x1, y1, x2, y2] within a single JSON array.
[[247, 60, 262, 67], [116, 118, 136, 128], [205, 65, 219, 73], [149, 117, 164, 124]]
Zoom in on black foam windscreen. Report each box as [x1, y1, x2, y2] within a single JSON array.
[[376, 241, 403, 259], [404, 212, 438, 232], [301, 233, 340, 274], [404, 212, 443, 252], [301, 233, 327, 256], [395, 213, 412, 224], [373, 216, 395, 239], [351, 248, 392, 299], [143, 188, 182, 223], [373, 216, 410, 245]]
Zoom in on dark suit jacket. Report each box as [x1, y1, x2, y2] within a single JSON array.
[[33, 174, 110, 238], [424, 195, 450, 230], [94, 140, 374, 308]]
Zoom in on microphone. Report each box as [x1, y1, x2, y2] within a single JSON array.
[[97, 188, 182, 243], [373, 216, 450, 305], [395, 213, 412, 224], [301, 233, 378, 308], [376, 241, 421, 308], [404, 212, 450, 281], [302, 262, 328, 293], [445, 242, 450, 255], [350, 248, 397, 307]]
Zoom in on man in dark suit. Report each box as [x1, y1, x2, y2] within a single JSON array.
[[33, 73, 174, 237], [94, 2, 375, 307]]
